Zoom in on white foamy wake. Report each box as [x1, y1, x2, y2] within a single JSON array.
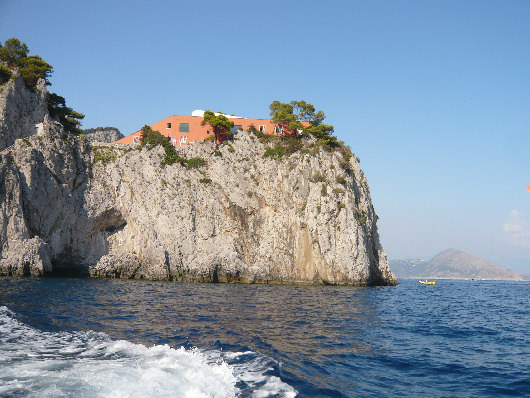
[[0, 306, 297, 397]]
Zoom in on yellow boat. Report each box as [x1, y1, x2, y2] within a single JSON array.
[[419, 280, 436, 285]]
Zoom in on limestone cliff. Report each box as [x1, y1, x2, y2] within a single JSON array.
[[0, 80, 396, 285], [82, 127, 124, 143], [0, 75, 48, 150]]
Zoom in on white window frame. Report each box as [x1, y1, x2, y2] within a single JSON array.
[[259, 125, 266, 132], [180, 136, 187, 144], [166, 122, 171, 129], [133, 136, 139, 144]]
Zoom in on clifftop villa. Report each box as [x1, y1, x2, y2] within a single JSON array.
[[115, 110, 300, 147]]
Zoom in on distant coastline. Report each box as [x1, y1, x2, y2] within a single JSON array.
[[390, 249, 529, 281]]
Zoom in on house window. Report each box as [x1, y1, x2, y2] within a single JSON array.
[[133, 136, 139, 144], [259, 125, 266, 133], [230, 125, 242, 134], [171, 136, 177, 145], [166, 123, 171, 129], [179, 123, 189, 132], [180, 136, 187, 144]]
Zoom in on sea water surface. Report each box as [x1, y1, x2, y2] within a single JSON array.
[[0, 277, 528, 397]]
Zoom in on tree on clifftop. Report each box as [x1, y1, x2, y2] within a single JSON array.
[[0, 38, 83, 136], [0, 38, 53, 87], [201, 110, 234, 145], [19, 55, 53, 87], [269, 100, 339, 148], [0, 38, 29, 67], [48, 93, 85, 135]]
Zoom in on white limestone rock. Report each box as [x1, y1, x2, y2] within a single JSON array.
[[0, 75, 48, 150], [0, 76, 396, 285]]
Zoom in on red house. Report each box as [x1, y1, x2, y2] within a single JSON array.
[[115, 110, 305, 147]]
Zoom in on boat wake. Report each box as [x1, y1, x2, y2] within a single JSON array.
[[0, 306, 296, 397]]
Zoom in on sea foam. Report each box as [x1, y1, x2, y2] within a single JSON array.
[[0, 306, 296, 397]]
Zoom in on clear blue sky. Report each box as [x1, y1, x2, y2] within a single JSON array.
[[2, 0, 529, 273]]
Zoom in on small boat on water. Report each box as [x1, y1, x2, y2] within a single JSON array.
[[419, 280, 436, 285]]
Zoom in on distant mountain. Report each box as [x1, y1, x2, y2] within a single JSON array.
[[390, 249, 529, 280]]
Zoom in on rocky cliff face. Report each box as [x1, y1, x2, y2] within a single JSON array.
[[0, 75, 48, 150], [83, 127, 123, 143], [0, 80, 396, 285]]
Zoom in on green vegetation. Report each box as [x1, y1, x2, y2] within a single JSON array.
[[22, 138, 32, 147], [94, 147, 117, 165], [139, 125, 184, 166], [0, 38, 84, 136], [269, 100, 339, 149], [0, 38, 52, 87], [333, 187, 345, 195], [201, 110, 234, 145], [0, 64, 11, 84], [214, 150, 222, 157], [247, 124, 259, 135], [336, 175, 347, 185], [48, 93, 85, 136], [263, 145, 284, 159], [0, 38, 29, 67], [262, 137, 303, 159], [136, 129, 208, 170], [311, 172, 326, 183], [19, 55, 53, 87], [199, 178, 212, 184], [82, 127, 117, 134], [259, 99, 353, 163], [321, 183, 328, 197], [359, 215, 367, 226], [185, 157, 206, 169]]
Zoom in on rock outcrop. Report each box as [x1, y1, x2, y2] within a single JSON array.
[[82, 127, 123, 143], [0, 75, 48, 150], [0, 78, 396, 285]]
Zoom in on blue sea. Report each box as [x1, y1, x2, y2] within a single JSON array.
[[0, 277, 528, 397]]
